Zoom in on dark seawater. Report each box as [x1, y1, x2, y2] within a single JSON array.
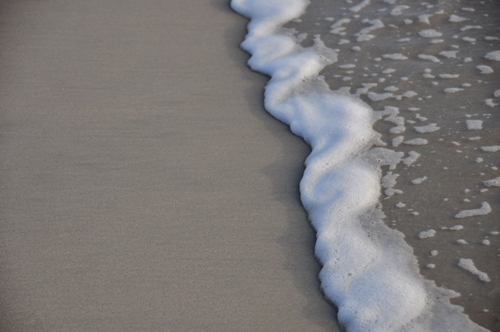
[[284, 0, 500, 330]]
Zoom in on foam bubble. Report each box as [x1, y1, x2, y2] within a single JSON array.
[[402, 151, 420, 165], [485, 50, 500, 61], [466, 120, 483, 130], [419, 229, 436, 239], [411, 176, 428, 185], [414, 123, 440, 133], [449, 15, 467, 23], [439, 73, 459, 78], [461, 25, 482, 31], [458, 258, 490, 282], [418, 54, 440, 63], [481, 146, 500, 152], [455, 202, 492, 218], [477, 65, 494, 74], [382, 53, 408, 60], [444, 88, 464, 93], [483, 177, 500, 187], [391, 5, 410, 16], [404, 138, 428, 145], [419, 29, 442, 38], [439, 50, 458, 59]]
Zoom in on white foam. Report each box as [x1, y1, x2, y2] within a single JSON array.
[[483, 177, 500, 187], [414, 123, 440, 133], [415, 114, 427, 121], [461, 25, 482, 31], [384, 86, 399, 92], [403, 91, 417, 98], [355, 20, 384, 42], [439, 73, 459, 78], [391, 5, 409, 16], [439, 50, 458, 59], [449, 15, 467, 23], [349, 0, 370, 13], [418, 54, 440, 63], [382, 53, 408, 60], [458, 258, 490, 282], [477, 65, 494, 74], [411, 176, 428, 185], [444, 87, 463, 93], [367, 92, 393, 101], [485, 99, 498, 107], [481, 146, 500, 152], [450, 225, 464, 231], [418, 14, 432, 25], [392, 136, 404, 147], [404, 138, 428, 145], [382, 171, 399, 188], [485, 51, 500, 61], [454, 202, 492, 218], [466, 120, 483, 130], [419, 29, 442, 38], [419, 229, 436, 239], [330, 18, 351, 35], [232, 1, 489, 331], [403, 151, 420, 166]]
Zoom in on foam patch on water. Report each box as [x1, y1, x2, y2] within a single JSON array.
[[459, 259, 491, 282], [455, 202, 492, 219], [232, 1, 489, 331]]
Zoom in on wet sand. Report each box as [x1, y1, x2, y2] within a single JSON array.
[[0, 0, 341, 331]]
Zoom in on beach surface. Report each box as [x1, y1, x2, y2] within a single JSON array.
[[0, 0, 341, 331]]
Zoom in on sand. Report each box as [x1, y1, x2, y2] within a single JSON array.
[[0, 0, 341, 331]]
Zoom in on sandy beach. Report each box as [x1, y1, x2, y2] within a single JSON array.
[[0, 0, 341, 331]]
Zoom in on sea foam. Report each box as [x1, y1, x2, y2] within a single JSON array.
[[232, 0, 488, 331]]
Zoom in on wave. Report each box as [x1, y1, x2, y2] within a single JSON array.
[[231, 0, 494, 331]]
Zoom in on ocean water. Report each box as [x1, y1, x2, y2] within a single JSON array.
[[232, 0, 499, 331]]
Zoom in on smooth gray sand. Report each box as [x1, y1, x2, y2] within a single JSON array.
[[0, 0, 341, 331]]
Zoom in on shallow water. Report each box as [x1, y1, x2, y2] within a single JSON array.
[[283, 0, 500, 329]]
